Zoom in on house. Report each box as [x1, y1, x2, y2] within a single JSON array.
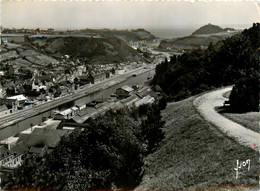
[[93, 72, 108, 83], [0, 140, 27, 169], [137, 86, 158, 99], [0, 150, 24, 186], [32, 81, 47, 92], [116, 85, 134, 99], [34, 74, 55, 85], [52, 86, 69, 98], [17, 128, 72, 156], [6, 94, 28, 108], [75, 100, 86, 110], [0, 98, 18, 111], [74, 75, 93, 85], [75, 71, 108, 85], [54, 107, 78, 120]]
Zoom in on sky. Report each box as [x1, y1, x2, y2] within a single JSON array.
[[1, 1, 259, 31]]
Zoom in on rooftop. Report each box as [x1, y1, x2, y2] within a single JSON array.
[[7, 94, 27, 101], [119, 85, 134, 93], [59, 108, 73, 116]]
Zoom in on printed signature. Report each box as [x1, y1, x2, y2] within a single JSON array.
[[234, 159, 250, 179]]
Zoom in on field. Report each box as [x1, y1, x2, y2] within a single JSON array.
[[223, 90, 231, 99], [220, 90, 259, 133], [135, 95, 258, 191], [0, 45, 59, 71], [0, 51, 20, 62], [222, 112, 259, 133]]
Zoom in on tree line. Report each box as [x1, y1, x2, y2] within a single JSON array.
[[4, 103, 165, 191], [151, 23, 260, 110]]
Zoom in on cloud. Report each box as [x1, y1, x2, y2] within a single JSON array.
[[1, 1, 259, 30]]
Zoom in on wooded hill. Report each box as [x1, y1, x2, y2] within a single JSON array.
[[152, 23, 260, 101]]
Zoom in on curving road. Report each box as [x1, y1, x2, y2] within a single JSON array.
[[194, 87, 259, 151]]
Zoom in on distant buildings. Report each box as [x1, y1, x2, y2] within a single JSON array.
[[0, 94, 28, 112], [116, 85, 134, 99], [74, 71, 109, 85], [54, 107, 79, 120]]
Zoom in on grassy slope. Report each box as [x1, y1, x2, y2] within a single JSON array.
[[223, 91, 231, 99], [221, 90, 259, 133], [222, 112, 260, 133], [44, 37, 143, 63], [136, 96, 258, 191]]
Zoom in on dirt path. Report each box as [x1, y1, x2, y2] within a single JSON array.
[[194, 87, 259, 151]]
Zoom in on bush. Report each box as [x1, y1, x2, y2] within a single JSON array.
[[158, 97, 167, 110], [229, 77, 259, 113], [7, 105, 165, 190]]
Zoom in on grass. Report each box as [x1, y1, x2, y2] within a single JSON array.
[[222, 112, 259, 133], [220, 90, 259, 133], [135, 96, 259, 191], [223, 90, 231, 99]]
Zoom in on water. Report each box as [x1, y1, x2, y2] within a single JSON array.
[[147, 24, 252, 39], [147, 27, 197, 39]]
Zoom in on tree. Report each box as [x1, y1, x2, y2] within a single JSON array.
[[8, 109, 148, 190], [150, 23, 260, 102], [158, 97, 167, 110], [229, 77, 259, 113], [111, 67, 115, 75], [141, 104, 165, 154]]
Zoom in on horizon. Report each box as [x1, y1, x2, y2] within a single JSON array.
[[2, 1, 259, 31], [1, 23, 254, 39]]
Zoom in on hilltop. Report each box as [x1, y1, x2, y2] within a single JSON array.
[[159, 24, 238, 50], [192, 23, 235, 36], [2, 28, 158, 64], [154, 23, 259, 101], [32, 36, 145, 64], [78, 28, 157, 42]]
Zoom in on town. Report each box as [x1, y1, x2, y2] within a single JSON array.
[[0, 28, 169, 185]]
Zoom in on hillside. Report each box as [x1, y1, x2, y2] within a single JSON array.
[[159, 24, 238, 50], [159, 33, 236, 49], [43, 36, 144, 64], [79, 28, 157, 42], [135, 95, 258, 191], [153, 23, 259, 101], [192, 23, 235, 36]]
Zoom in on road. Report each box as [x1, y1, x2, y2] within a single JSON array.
[[193, 87, 260, 151], [0, 66, 154, 128]]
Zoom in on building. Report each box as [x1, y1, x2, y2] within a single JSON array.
[[54, 109, 74, 120], [17, 128, 72, 156], [0, 141, 28, 186], [74, 75, 93, 85], [120, 95, 139, 107], [116, 85, 134, 99], [5, 94, 28, 109], [75, 100, 87, 111], [0, 98, 18, 111], [134, 95, 155, 107], [54, 107, 78, 120]]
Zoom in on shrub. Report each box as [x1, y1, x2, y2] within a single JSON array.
[[229, 77, 259, 113]]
